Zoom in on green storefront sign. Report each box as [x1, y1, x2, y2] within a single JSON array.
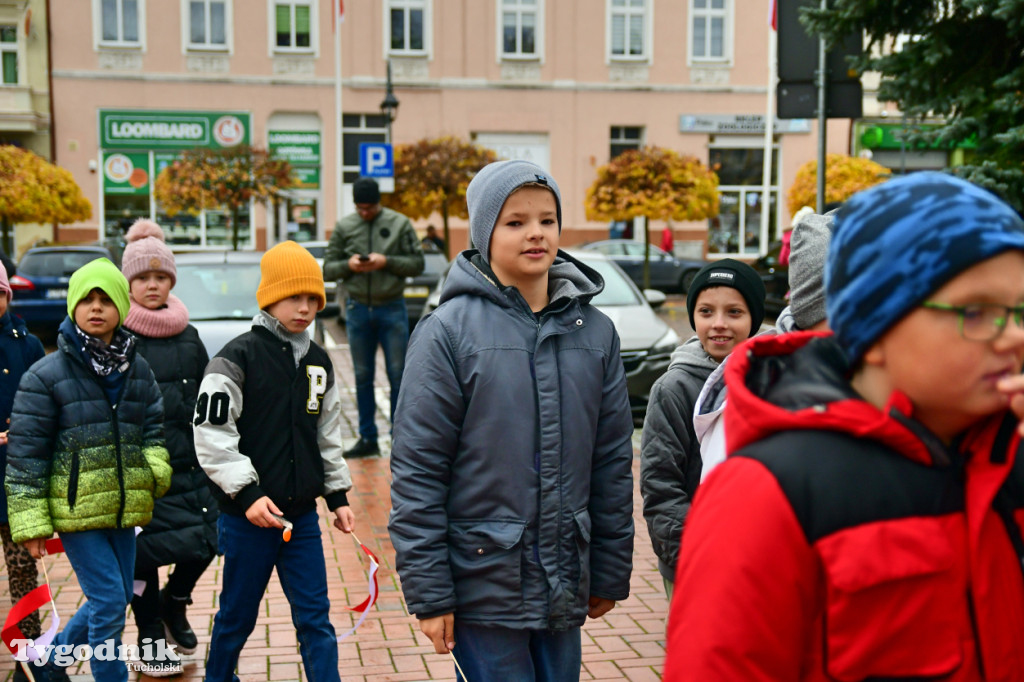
[[99, 110, 251, 150], [269, 131, 321, 164], [859, 122, 977, 151], [103, 152, 150, 195], [292, 167, 320, 190]]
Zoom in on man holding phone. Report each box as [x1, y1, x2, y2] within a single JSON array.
[[324, 177, 425, 458]]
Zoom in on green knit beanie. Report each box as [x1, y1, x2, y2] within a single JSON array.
[[67, 257, 131, 326]]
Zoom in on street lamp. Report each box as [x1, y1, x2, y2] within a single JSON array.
[[380, 59, 399, 143]]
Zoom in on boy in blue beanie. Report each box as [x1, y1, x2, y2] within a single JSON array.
[[664, 173, 1024, 680], [389, 160, 634, 681]]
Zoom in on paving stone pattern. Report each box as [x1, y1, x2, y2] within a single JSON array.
[[1, 324, 668, 681]]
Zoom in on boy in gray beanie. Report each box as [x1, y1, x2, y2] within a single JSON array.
[[390, 160, 634, 681]]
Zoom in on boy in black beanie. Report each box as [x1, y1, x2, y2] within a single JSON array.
[[640, 258, 765, 597]]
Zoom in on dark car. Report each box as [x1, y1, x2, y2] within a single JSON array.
[[421, 251, 679, 423], [579, 239, 707, 293], [336, 249, 448, 328], [9, 245, 117, 340], [750, 240, 789, 318]]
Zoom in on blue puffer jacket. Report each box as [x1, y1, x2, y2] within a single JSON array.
[[389, 251, 635, 631], [0, 312, 45, 524]]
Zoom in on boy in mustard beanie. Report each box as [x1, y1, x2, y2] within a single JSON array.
[[194, 241, 355, 682]]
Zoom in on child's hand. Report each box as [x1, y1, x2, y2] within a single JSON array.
[[332, 506, 355, 533], [0, 430, 7, 446], [420, 613, 455, 654], [22, 538, 49, 560], [587, 596, 616, 619], [245, 496, 285, 528]]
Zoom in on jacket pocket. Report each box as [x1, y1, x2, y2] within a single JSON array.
[[448, 519, 526, 615], [573, 508, 592, 601], [819, 520, 965, 681], [67, 450, 80, 511]]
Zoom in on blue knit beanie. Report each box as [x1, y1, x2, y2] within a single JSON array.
[[826, 172, 1024, 361], [466, 160, 562, 262]]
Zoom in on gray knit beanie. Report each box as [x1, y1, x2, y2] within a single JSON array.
[[789, 211, 835, 330], [466, 160, 562, 262]]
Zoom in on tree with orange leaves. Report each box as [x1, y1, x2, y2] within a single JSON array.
[[585, 147, 719, 289], [0, 145, 92, 255], [380, 136, 497, 258], [786, 154, 890, 215], [154, 145, 294, 250]]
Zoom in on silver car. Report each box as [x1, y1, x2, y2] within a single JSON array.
[[174, 251, 322, 358], [420, 250, 679, 422]]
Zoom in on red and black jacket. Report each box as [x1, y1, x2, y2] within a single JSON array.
[[664, 332, 1024, 682]]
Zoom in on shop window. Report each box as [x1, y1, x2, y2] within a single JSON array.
[[389, 0, 427, 54], [274, 0, 312, 52], [0, 26, 16, 84], [100, 0, 141, 45], [691, 0, 728, 62], [609, 0, 648, 60], [610, 125, 643, 159], [341, 114, 386, 184], [188, 0, 228, 50], [707, 146, 778, 257], [501, 0, 540, 60]]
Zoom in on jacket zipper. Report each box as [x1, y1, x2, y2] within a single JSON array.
[[67, 450, 80, 510], [109, 364, 131, 529]]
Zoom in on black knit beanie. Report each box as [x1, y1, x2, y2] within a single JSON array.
[[353, 177, 381, 204], [686, 258, 767, 336]]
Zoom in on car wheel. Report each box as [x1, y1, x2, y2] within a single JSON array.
[[680, 269, 699, 294]]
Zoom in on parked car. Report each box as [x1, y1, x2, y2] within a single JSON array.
[[296, 240, 339, 316], [579, 239, 708, 293], [421, 251, 679, 422], [174, 251, 321, 357], [750, 240, 789, 318], [9, 245, 117, 341], [336, 248, 448, 328]]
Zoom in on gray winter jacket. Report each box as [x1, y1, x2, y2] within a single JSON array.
[[640, 336, 719, 581], [388, 250, 634, 630]]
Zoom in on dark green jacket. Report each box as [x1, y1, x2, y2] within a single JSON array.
[[323, 207, 425, 305], [5, 319, 172, 543]]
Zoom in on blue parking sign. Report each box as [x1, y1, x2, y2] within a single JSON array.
[[359, 143, 393, 178]]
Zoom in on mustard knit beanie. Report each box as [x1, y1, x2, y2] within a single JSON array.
[[67, 258, 131, 325], [257, 241, 326, 311]]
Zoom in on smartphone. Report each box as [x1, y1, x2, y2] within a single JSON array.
[[358, 254, 370, 261]]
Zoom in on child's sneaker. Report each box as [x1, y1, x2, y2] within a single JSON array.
[[159, 588, 198, 655]]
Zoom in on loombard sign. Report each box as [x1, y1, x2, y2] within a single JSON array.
[[99, 110, 251, 150]]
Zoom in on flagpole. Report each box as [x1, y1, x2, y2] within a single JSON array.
[[760, 0, 777, 254], [333, 1, 344, 228]]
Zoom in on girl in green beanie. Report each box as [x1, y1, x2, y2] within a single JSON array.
[[6, 257, 172, 682]]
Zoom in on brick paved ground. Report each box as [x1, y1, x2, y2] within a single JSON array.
[[1, 320, 669, 681]]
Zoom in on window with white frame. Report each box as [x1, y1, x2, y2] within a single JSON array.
[[706, 145, 778, 257], [100, 0, 141, 45], [389, 0, 426, 54], [609, 0, 647, 59], [188, 0, 228, 50], [1, 26, 17, 84], [691, 0, 727, 61], [501, 0, 540, 59], [610, 126, 643, 159], [274, 0, 312, 51]]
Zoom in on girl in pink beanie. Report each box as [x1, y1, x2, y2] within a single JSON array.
[[120, 219, 218, 676]]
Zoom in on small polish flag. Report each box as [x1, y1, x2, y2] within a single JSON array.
[[334, 0, 345, 31], [770, 0, 778, 31]]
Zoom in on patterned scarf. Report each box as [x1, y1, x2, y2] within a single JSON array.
[[73, 324, 134, 376]]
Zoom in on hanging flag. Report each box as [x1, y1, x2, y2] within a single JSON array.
[[2, 585, 61, 662], [770, 0, 778, 30], [333, 0, 345, 32], [336, 541, 380, 642]]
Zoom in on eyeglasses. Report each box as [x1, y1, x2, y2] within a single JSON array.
[[921, 301, 1024, 341]]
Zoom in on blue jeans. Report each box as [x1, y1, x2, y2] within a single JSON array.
[[452, 622, 582, 682], [204, 511, 339, 682], [57, 527, 136, 682], [346, 297, 409, 441]]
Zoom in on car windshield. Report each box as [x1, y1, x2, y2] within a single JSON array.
[[578, 258, 642, 307], [19, 251, 108, 278], [175, 263, 262, 321], [303, 245, 326, 259], [424, 252, 448, 276]]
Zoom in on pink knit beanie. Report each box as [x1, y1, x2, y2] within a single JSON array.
[[0, 262, 12, 303], [121, 219, 176, 286]]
